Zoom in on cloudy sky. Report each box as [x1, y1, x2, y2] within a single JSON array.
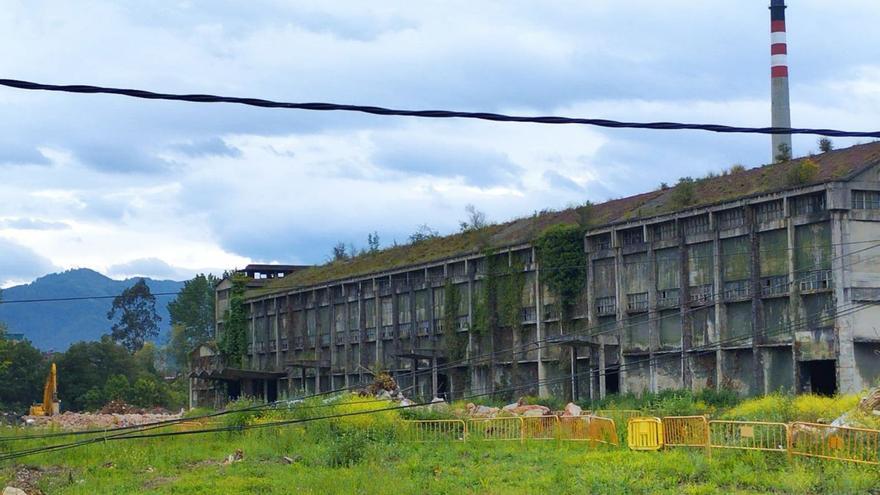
[[1, 0, 879, 287]]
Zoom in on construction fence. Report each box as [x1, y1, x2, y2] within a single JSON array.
[[403, 415, 618, 445], [402, 413, 880, 466]]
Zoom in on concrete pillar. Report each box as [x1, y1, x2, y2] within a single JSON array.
[[343, 284, 351, 390], [646, 226, 659, 394], [535, 247, 548, 397], [613, 228, 627, 394], [831, 210, 857, 392], [680, 231, 693, 390], [274, 298, 281, 370], [711, 215, 723, 392], [785, 198, 800, 392]]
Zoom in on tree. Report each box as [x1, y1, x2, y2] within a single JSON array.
[[367, 232, 380, 253], [331, 242, 349, 261], [218, 273, 249, 367], [459, 204, 488, 232], [408, 224, 439, 244], [0, 337, 49, 412], [107, 279, 161, 352], [57, 337, 137, 410], [818, 137, 834, 153], [166, 273, 217, 369], [669, 177, 696, 208], [775, 143, 792, 163]]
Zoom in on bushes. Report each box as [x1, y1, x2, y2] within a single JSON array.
[[722, 393, 860, 423]]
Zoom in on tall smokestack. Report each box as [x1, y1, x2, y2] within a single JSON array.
[[770, 0, 792, 160]]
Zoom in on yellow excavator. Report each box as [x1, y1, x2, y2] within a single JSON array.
[[29, 363, 60, 416]]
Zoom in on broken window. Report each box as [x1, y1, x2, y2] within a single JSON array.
[[620, 228, 644, 246], [791, 193, 826, 216], [652, 221, 677, 241], [716, 208, 745, 230], [592, 234, 612, 251], [755, 200, 784, 223], [682, 215, 710, 235], [596, 296, 617, 315]]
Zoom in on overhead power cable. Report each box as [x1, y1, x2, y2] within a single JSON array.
[[0, 292, 179, 305], [2, 300, 872, 462], [2, 78, 879, 138]]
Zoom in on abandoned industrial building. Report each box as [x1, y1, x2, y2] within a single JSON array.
[[189, 143, 880, 408]]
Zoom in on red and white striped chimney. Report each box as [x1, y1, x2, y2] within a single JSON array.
[[770, 0, 792, 160]]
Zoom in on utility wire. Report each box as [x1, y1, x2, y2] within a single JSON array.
[[2, 79, 880, 138], [3, 300, 871, 462], [0, 292, 179, 305]]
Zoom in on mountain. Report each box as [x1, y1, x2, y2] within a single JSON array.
[[0, 268, 185, 351]]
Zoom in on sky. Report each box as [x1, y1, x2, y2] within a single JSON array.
[[1, 0, 879, 287]]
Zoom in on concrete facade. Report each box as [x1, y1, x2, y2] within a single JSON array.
[[199, 148, 880, 405]]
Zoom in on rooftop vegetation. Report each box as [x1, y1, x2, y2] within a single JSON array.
[[249, 142, 880, 298]]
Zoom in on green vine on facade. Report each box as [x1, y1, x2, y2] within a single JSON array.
[[498, 262, 525, 330], [219, 273, 249, 367], [535, 224, 586, 324], [443, 279, 467, 361]]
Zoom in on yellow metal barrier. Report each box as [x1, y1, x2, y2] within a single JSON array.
[[468, 417, 525, 442], [523, 415, 560, 441], [662, 416, 709, 449], [790, 422, 880, 465], [557, 415, 618, 446], [708, 420, 789, 453], [587, 415, 619, 446], [402, 419, 468, 442], [628, 417, 664, 451]]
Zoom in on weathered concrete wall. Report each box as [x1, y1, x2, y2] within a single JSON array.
[[659, 309, 681, 350], [766, 348, 794, 393], [854, 342, 880, 390], [724, 302, 752, 341]]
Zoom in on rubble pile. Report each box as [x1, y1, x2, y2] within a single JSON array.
[[858, 387, 880, 415], [460, 398, 580, 419], [23, 409, 181, 430]]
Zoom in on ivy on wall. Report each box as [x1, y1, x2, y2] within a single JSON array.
[[218, 273, 249, 367], [443, 279, 468, 361], [535, 224, 586, 325]]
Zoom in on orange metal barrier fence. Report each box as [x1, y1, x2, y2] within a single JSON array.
[[708, 420, 789, 454], [523, 415, 559, 441], [468, 417, 524, 442], [662, 416, 709, 448], [790, 422, 880, 465], [402, 419, 468, 442], [402, 414, 880, 467]]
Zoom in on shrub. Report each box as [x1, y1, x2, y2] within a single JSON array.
[[786, 158, 819, 186]]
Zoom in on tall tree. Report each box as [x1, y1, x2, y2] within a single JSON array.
[[107, 279, 161, 352], [166, 273, 217, 368]]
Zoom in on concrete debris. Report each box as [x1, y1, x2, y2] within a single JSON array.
[[224, 449, 244, 465], [23, 410, 182, 430], [3, 487, 27, 495], [562, 403, 583, 417], [465, 403, 500, 418], [858, 387, 880, 413]]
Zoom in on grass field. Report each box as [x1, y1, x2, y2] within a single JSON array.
[[2, 393, 879, 494]]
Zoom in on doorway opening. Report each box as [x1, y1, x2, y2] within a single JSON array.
[[801, 360, 837, 396]]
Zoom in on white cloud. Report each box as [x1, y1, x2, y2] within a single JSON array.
[[0, 0, 878, 284]]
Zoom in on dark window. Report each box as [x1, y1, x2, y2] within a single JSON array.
[[791, 193, 826, 216], [652, 222, 677, 241], [852, 190, 880, 209], [620, 228, 644, 246], [592, 234, 612, 251], [717, 208, 745, 230], [755, 200, 784, 223], [682, 215, 710, 235]]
